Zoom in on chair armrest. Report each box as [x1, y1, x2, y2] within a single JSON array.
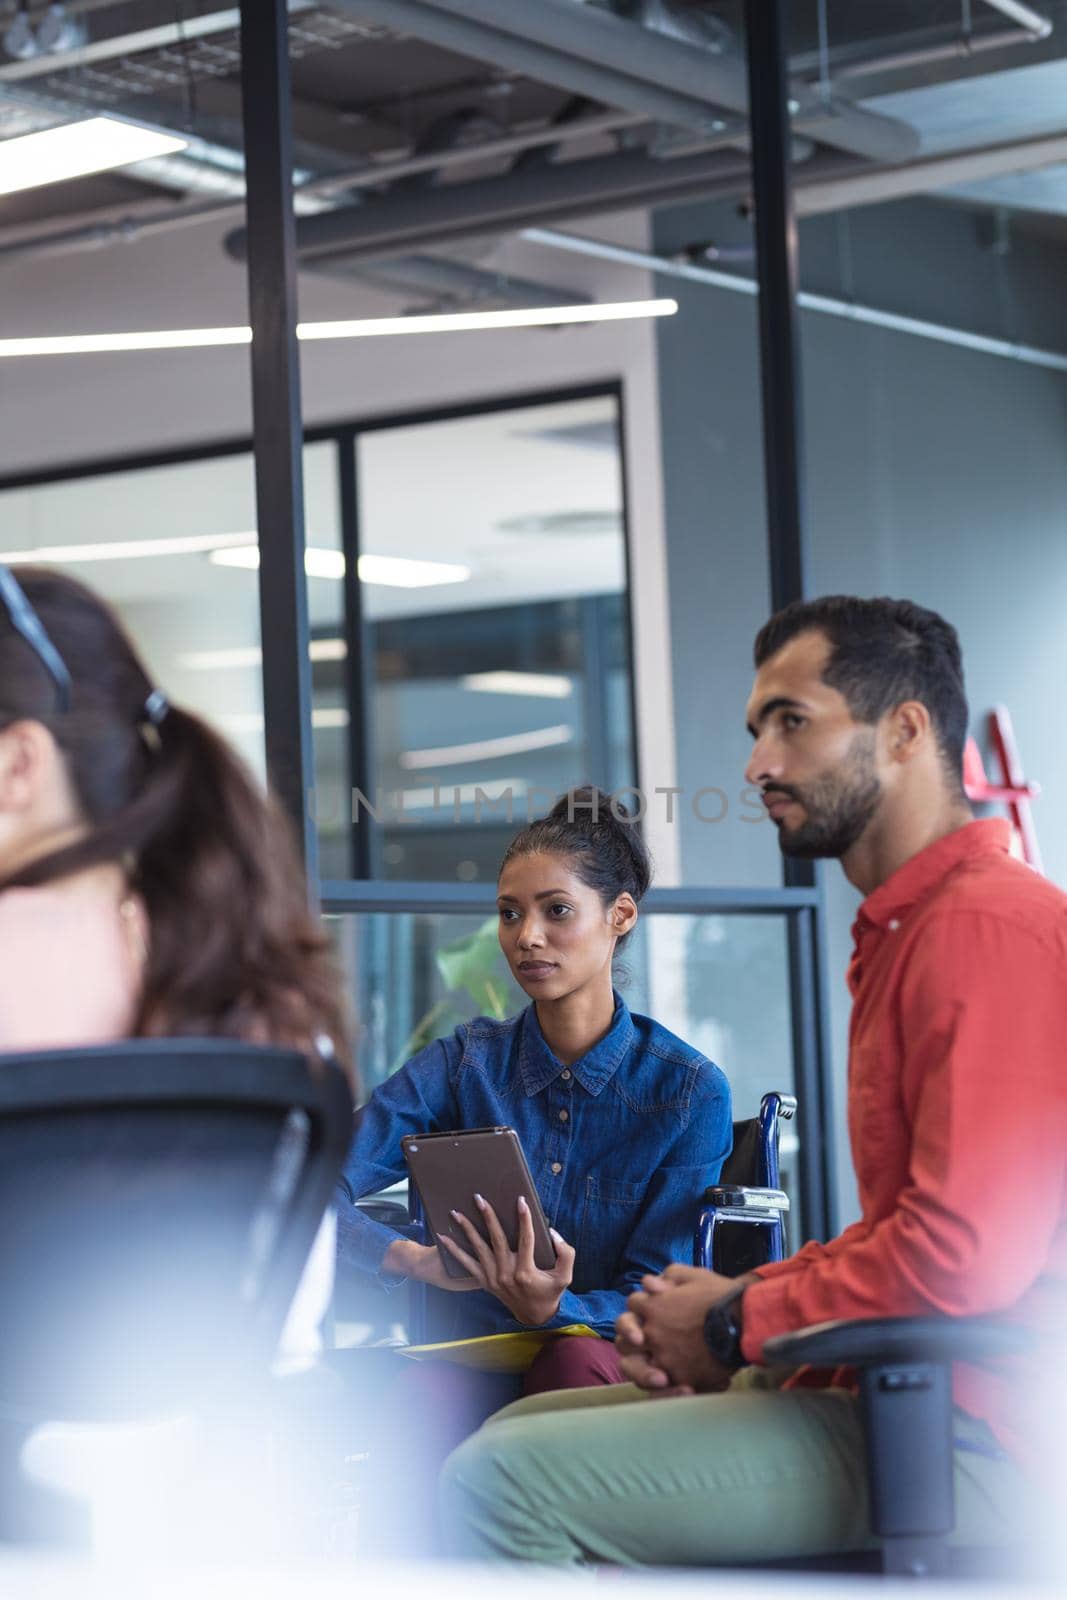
[[354, 1197, 411, 1229], [704, 1184, 790, 1212], [762, 1314, 1034, 1369]]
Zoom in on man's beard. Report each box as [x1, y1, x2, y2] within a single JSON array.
[[773, 732, 882, 859]]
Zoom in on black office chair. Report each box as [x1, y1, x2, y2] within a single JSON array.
[[696, 1093, 1027, 1578], [0, 1038, 353, 1544], [764, 1315, 1030, 1578]]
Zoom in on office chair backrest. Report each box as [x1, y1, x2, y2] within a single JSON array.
[[0, 1039, 353, 1423]]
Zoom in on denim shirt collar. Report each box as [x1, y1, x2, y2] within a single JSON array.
[[518, 993, 635, 1098]]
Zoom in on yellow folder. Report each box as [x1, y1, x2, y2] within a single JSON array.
[[398, 1324, 599, 1374]]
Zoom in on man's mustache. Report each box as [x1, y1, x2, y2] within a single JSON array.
[[761, 784, 802, 803]]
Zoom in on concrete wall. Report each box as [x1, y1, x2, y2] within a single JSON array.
[[653, 194, 1067, 1222]]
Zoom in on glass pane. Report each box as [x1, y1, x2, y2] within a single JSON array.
[[313, 393, 636, 880], [625, 911, 800, 1241], [329, 906, 799, 1239], [0, 454, 265, 777]]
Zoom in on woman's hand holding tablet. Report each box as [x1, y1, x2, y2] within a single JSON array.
[[394, 1125, 576, 1324], [441, 1194, 576, 1326], [383, 1197, 576, 1321], [382, 1234, 485, 1293]]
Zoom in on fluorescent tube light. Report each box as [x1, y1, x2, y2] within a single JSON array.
[[0, 328, 252, 357], [398, 778, 526, 811], [3, 527, 468, 592], [0, 299, 678, 359], [360, 554, 470, 588], [210, 546, 470, 588], [3, 532, 255, 565], [0, 116, 187, 197], [310, 638, 347, 663], [209, 545, 343, 580], [217, 707, 349, 736], [297, 300, 679, 340], [462, 671, 573, 699], [400, 724, 574, 770], [176, 638, 347, 671]]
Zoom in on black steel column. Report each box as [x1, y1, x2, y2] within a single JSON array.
[[239, 0, 318, 878], [339, 433, 377, 879], [746, 0, 837, 1234], [788, 907, 835, 1241], [745, 0, 808, 612]]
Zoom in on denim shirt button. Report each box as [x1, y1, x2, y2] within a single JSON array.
[[551, 1162, 562, 1174], [561, 1069, 571, 1081], [558, 1109, 569, 1123]]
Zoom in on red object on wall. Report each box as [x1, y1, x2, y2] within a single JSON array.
[[962, 706, 1042, 872]]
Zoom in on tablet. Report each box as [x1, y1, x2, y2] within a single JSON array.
[[402, 1126, 557, 1282]]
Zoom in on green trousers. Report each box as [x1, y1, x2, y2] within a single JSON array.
[[439, 1368, 1026, 1566]]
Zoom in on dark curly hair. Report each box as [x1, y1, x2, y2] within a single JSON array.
[[754, 595, 968, 787]]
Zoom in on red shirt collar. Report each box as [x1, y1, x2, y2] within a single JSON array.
[[857, 818, 1013, 932]]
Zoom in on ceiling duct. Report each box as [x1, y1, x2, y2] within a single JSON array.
[[227, 146, 858, 268], [329, 0, 920, 164]]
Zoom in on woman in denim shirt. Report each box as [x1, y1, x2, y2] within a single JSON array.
[[338, 789, 731, 1411]]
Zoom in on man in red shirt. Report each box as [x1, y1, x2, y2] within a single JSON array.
[[441, 596, 1065, 1565]]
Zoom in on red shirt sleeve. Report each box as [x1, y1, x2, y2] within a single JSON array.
[[742, 909, 1067, 1363], [752, 1220, 869, 1282]]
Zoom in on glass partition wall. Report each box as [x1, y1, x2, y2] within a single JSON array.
[[310, 390, 635, 881], [0, 381, 829, 1258]]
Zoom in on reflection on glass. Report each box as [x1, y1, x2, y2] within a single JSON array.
[[312, 393, 635, 880], [0, 453, 266, 776], [329, 907, 800, 1238]]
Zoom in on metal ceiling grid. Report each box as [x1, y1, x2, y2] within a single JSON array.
[[17, 8, 388, 109], [0, 1, 1063, 299]]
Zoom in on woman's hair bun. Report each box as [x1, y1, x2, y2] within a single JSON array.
[[501, 785, 652, 932]]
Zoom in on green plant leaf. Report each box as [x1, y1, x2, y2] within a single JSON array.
[[436, 916, 508, 1007], [390, 918, 515, 1073]]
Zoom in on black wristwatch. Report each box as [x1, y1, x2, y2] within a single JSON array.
[[702, 1284, 747, 1370]]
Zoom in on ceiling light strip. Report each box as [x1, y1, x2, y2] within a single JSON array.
[[0, 117, 188, 197], [0, 299, 678, 359], [400, 724, 575, 770], [2, 532, 254, 565]]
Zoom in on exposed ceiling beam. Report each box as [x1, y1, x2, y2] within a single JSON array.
[[227, 145, 858, 266], [0, 108, 655, 265], [794, 130, 1067, 215], [311, 251, 589, 308], [330, 0, 919, 164]]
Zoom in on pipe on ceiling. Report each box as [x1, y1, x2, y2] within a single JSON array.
[[314, 251, 589, 306], [792, 130, 1067, 216], [523, 225, 1067, 376], [226, 145, 857, 267], [977, 0, 1053, 40], [329, 0, 919, 164], [830, 28, 1043, 83]]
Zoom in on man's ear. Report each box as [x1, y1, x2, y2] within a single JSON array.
[[886, 700, 933, 765], [0, 720, 54, 812]]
